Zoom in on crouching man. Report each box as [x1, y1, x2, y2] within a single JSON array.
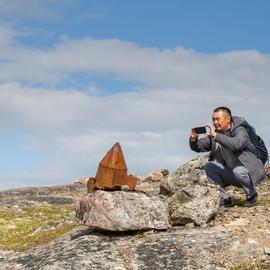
[[189, 106, 266, 207]]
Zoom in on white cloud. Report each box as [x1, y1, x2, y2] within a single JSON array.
[[0, 29, 270, 189], [0, 81, 269, 190], [0, 34, 270, 92]]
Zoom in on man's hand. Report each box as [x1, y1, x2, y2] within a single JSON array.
[[206, 124, 216, 138], [190, 128, 199, 140]]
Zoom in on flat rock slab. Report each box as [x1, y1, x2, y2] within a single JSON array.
[[75, 191, 170, 231], [3, 226, 269, 270]]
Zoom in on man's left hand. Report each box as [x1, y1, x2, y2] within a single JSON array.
[[206, 124, 216, 139]]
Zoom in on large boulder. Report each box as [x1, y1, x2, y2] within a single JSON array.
[[168, 184, 220, 225], [160, 155, 209, 195], [159, 156, 220, 226], [75, 191, 170, 231]]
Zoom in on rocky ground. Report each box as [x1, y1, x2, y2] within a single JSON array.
[[1, 166, 270, 269]]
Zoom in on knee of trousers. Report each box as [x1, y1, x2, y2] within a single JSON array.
[[204, 161, 217, 174], [232, 166, 249, 180]]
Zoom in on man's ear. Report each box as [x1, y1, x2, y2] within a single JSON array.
[[227, 115, 231, 124]]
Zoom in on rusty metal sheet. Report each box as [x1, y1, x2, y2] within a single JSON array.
[[87, 142, 137, 192]]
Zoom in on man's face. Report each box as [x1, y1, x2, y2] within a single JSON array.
[[212, 110, 231, 132]]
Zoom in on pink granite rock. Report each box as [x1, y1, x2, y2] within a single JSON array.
[[75, 190, 170, 231]]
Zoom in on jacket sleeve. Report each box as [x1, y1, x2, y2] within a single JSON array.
[[214, 126, 249, 152], [189, 136, 212, 152]]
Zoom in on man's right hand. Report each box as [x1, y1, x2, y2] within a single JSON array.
[[190, 128, 198, 140]]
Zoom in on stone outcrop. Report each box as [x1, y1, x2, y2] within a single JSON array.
[[168, 184, 220, 225], [2, 225, 270, 270], [75, 190, 170, 231], [2, 179, 270, 269], [160, 155, 209, 195], [158, 155, 219, 225], [0, 184, 85, 210], [134, 174, 164, 194], [75, 156, 219, 230]]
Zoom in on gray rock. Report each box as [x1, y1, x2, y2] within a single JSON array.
[[1, 226, 262, 270], [2, 181, 270, 270], [160, 155, 209, 195], [233, 212, 240, 218], [168, 185, 220, 226], [75, 190, 170, 231], [0, 184, 86, 209]]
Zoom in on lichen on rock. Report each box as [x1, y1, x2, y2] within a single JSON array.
[[160, 155, 209, 195], [75, 190, 171, 231]]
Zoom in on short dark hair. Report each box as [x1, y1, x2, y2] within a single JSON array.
[[213, 106, 232, 118]]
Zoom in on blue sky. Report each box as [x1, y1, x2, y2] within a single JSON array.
[[0, 0, 270, 189], [11, 0, 270, 52]]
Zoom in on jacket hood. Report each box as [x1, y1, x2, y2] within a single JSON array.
[[231, 116, 245, 131]]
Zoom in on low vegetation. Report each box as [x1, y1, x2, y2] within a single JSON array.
[[230, 260, 270, 270], [0, 204, 79, 252]]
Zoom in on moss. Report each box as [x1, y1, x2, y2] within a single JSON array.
[[173, 199, 185, 207], [135, 231, 147, 238], [262, 178, 270, 185], [230, 260, 270, 270], [0, 205, 79, 252], [231, 197, 244, 206], [231, 195, 270, 207], [257, 199, 270, 206]]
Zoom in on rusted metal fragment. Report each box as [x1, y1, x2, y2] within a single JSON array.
[[87, 143, 137, 192]]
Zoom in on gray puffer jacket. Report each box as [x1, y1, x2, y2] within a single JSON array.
[[189, 116, 266, 186]]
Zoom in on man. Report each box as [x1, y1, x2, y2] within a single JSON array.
[[189, 107, 266, 207]]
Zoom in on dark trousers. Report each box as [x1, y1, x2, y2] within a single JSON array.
[[204, 161, 256, 200]]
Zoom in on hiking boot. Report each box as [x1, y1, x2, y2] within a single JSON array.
[[220, 197, 233, 208], [243, 192, 258, 207]]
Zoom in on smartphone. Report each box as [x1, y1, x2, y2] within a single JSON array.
[[193, 126, 207, 134]]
